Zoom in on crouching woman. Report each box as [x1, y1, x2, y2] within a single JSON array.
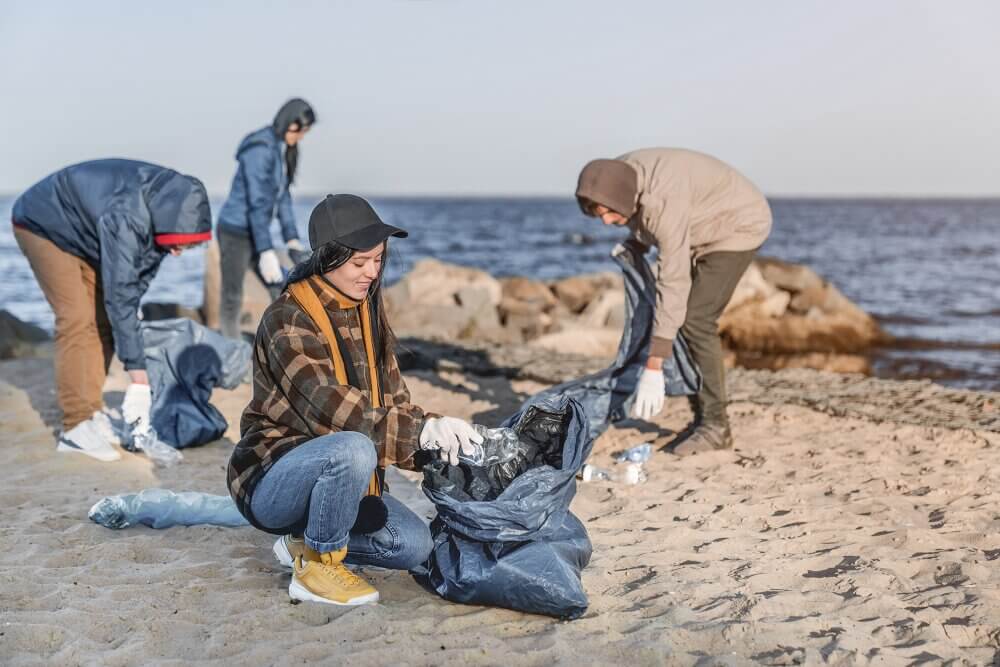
[[227, 194, 482, 606]]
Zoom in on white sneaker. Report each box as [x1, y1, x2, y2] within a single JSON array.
[[57, 418, 121, 462], [91, 409, 122, 447]]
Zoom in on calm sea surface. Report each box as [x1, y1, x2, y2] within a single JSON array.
[[2, 196, 998, 390]]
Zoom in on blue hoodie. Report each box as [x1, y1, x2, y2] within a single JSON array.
[[216, 127, 298, 253], [12, 159, 212, 371]]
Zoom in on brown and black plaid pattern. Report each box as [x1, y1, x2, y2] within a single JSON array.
[[227, 276, 429, 523]]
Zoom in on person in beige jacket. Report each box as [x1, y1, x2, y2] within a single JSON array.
[[576, 148, 772, 454]]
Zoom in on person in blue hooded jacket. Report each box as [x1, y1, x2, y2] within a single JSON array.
[[216, 98, 316, 339], [12, 159, 212, 462]]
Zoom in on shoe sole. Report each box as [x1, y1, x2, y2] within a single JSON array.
[[273, 537, 294, 569], [56, 441, 121, 462], [288, 579, 379, 606]]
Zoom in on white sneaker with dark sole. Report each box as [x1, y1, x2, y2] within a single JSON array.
[[273, 535, 299, 569], [57, 418, 121, 462]]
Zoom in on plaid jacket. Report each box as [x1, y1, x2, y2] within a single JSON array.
[[227, 275, 429, 524]]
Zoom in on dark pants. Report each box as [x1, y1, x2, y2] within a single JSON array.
[[218, 225, 282, 339], [681, 249, 756, 426]]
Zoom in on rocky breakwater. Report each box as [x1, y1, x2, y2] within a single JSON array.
[[384, 257, 891, 375]]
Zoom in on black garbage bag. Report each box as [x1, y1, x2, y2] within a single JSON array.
[[141, 318, 251, 448], [412, 394, 594, 619]]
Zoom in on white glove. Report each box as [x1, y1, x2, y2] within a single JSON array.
[[285, 238, 305, 252], [630, 367, 665, 420], [420, 417, 485, 466], [258, 249, 283, 284], [122, 383, 152, 432]]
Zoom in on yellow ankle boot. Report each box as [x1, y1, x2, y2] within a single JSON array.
[[289, 546, 379, 606]]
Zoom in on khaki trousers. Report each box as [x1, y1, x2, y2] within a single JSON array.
[[14, 226, 114, 430]]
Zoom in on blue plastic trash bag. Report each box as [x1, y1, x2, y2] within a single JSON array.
[[412, 394, 594, 620], [141, 318, 251, 448], [532, 240, 701, 443], [88, 489, 249, 530]]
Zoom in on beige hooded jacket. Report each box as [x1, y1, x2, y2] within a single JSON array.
[[618, 148, 772, 357]]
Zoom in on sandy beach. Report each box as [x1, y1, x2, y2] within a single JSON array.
[[1, 343, 998, 667]]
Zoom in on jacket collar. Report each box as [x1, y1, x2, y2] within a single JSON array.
[[308, 275, 363, 309]]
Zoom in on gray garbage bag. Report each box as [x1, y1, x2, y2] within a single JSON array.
[[533, 240, 701, 443], [412, 394, 594, 619], [140, 318, 251, 448]]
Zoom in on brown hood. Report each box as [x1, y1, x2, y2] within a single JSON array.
[[575, 159, 639, 217]]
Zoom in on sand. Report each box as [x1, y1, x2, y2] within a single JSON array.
[[1, 355, 999, 666]]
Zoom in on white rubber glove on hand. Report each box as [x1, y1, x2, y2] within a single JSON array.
[[122, 383, 152, 433], [630, 367, 665, 420], [285, 238, 305, 252], [419, 416, 485, 466], [258, 249, 283, 284]]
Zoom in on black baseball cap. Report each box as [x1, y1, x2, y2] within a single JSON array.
[[307, 194, 408, 251]]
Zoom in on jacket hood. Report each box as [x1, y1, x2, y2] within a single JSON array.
[[575, 159, 639, 218], [145, 170, 212, 245], [235, 126, 280, 158]]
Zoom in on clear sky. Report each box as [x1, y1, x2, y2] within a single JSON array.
[[1, 1, 998, 197]]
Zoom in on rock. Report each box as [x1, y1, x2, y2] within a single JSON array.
[[455, 286, 494, 314], [550, 276, 597, 314], [733, 351, 872, 374], [756, 257, 824, 293], [0, 310, 51, 359], [720, 306, 885, 354], [390, 304, 478, 341], [394, 259, 502, 309], [552, 272, 624, 313], [790, 283, 871, 322], [529, 326, 621, 360], [580, 289, 626, 329], [500, 277, 557, 313], [759, 290, 791, 318], [725, 262, 777, 312], [504, 312, 554, 341]]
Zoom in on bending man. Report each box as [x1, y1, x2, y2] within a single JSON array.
[[12, 159, 212, 461], [576, 148, 771, 454]]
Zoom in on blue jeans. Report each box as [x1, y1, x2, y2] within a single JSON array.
[[250, 432, 433, 571]]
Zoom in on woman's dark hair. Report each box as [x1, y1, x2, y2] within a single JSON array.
[[284, 240, 397, 363], [272, 98, 316, 187]]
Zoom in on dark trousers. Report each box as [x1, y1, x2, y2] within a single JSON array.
[[218, 225, 282, 339], [680, 249, 756, 426]]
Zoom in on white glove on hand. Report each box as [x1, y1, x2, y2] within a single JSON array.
[[419, 416, 485, 466], [122, 383, 152, 433], [285, 238, 305, 252], [258, 249, 283, 284], [630, 367, 665, 420]]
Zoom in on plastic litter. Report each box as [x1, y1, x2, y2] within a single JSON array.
[[130, 426, 184, 467], [460, 425, 522, 468], [580, 462, 647, 485], [88, 489, 249, 530], [614, 442, 653, 464]]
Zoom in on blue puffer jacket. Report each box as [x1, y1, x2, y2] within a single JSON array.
[[216, 127, 298, 253], [12, 159, 212, 371]]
